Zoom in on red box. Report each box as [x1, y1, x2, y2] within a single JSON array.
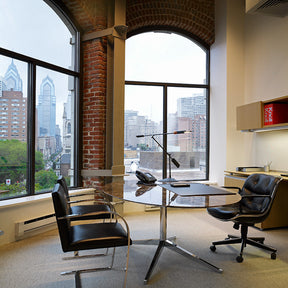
[[264, 103, 288, 125]]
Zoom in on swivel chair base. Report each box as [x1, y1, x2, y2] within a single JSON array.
[[210, 230, 277, 263]]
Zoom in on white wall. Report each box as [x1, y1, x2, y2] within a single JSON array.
[[210, 0, 228, 185], [210, 0, 248, 185], [243, 8, 288, 171], [212, 0, 288, 179]]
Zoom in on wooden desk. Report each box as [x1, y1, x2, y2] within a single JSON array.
[[225, 170, 288, 229]]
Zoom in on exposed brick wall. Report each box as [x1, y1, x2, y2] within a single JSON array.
[[126, 0, 215, 46], [81, 34, 107, 188], [61, 0, 215, 188]]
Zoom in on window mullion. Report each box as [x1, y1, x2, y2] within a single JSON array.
[[162, 85, 168, 179], [27, 62, 36, 195]]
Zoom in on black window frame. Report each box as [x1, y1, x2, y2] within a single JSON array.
[[125, 31, 210, 181], [0, 0, 81, 200]]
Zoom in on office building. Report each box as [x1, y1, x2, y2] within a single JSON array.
[[37, 76, 56, 137], [0, 60, 26, 142]]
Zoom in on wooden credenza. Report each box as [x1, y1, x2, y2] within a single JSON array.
[[225, 170, 288, 230]]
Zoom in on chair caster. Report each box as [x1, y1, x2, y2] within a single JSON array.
[[236, 255, 243, 263], [271, 252, 277, 260], [210, 245, 216, 252]]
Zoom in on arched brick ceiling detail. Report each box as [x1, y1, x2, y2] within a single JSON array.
[[61, 0, 215, 46], [61, 0, 108, 33], [126, 0, 215, 47]]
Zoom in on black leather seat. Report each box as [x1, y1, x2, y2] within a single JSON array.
[[207, 173, 282, 262], [57, 175, 113, 221], [52, 183, 132, 288]]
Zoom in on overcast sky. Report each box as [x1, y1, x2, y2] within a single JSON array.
[[0, 0, 72, 130], [125, 32, 207, 123], [0, 0, 207, 126]]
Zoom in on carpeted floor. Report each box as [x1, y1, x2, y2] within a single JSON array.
[[1, 208, 288, 288]]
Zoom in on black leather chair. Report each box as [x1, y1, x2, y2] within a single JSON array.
[[57, 176, 117, 259], [207, 173, 282, 263], [57, 175, 113, 221], [52, 183, 132, 288]]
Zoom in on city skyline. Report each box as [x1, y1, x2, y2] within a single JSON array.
[[0, 59, 68, 139]]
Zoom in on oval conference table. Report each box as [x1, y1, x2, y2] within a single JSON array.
[[101, 177, 241, 285]]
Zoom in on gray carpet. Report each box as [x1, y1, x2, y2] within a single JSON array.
[[1, 208, 288, 288]]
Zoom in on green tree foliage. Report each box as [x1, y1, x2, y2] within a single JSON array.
[[0, 140, 44, 184], [35, 170, 58, 190]]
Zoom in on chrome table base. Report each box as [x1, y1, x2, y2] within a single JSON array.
[[135, 206, 223, 284]]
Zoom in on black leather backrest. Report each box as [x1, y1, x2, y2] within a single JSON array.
[[57, 175, 69, 198], [51, 183, 70, 251], [240, 174, 281, 214]]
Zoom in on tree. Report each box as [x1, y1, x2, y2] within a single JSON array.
[[0, 140, 44, 184], [35, 169, 58, 190]]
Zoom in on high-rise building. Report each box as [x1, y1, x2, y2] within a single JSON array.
[[62, 93, 72, 154], [37, 76, 56, 137], [0, 60, 26, 142], [177, 95, 206, 118]]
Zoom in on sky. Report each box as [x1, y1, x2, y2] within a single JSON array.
[[0, 0, 72, 131], [125, 32, 207, 123], [0, 0, 207, 126]]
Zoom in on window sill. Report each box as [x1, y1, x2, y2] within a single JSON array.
[[0, 188, 95, 209]]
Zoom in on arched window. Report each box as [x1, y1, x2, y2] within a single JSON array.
[[0, 0, 80, 200], [125, 32, 209, 181]]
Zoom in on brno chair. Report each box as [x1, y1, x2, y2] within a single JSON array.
[[207, 173, 282, 263], [52, 183, 132, 288], [57, 175, 114, 221], [57, 176, 117, 259]]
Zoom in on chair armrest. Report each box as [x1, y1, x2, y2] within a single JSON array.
[[59, 210, 113, 220], [222, 186, 241, 193], [241, 194, 270, 198], [68, 198, 113, 206], [68, 192, 95, 198], [59, 211, 127, 228], [67, 189, 107, 199]]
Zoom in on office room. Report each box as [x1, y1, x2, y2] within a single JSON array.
[[1, 0, 288, 287]]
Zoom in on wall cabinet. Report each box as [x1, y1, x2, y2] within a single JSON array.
[[236, 96, 288, 131]]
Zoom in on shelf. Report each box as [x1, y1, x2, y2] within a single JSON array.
[[241, 124, 288, 132], [237, 96, 288, 132]]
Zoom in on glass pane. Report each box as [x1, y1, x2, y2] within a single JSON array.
[[167, 87, 207, 180], [35, 67, 74, 193], [0, 56, 28, 199], [0, 0, 74, 70], [125, 32, 207, 84], [124, 85, 163, 179]]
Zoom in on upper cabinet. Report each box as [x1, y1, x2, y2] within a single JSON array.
[[237, 96, 288, 132]]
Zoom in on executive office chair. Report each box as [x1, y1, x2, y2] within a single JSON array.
[[52, 183, 132, 288], [207, 173, 282, 263]]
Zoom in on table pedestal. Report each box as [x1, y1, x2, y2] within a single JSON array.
[[135, 206, 223, 284]]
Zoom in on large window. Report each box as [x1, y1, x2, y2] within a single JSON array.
[[0, 0, 80, 200], [125, 32, 209, 181]]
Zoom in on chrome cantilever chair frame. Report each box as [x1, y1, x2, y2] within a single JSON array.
[[207, 174, 282, 263], [59, 211, 131, 288], [57, 176, 116, 259], [52, 183, 131, 288]]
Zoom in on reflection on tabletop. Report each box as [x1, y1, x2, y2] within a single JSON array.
[[102, 178, 241, 208]]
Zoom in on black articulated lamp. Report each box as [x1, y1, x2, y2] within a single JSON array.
[[136, 130, 190, 182]]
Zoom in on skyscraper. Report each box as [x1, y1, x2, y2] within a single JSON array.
[[37, 76, 56, 137], [0, 60, 26, 141]]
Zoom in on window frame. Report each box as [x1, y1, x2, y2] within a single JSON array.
[[0, 1, 81, 200], [125, 32, 210, 181]]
